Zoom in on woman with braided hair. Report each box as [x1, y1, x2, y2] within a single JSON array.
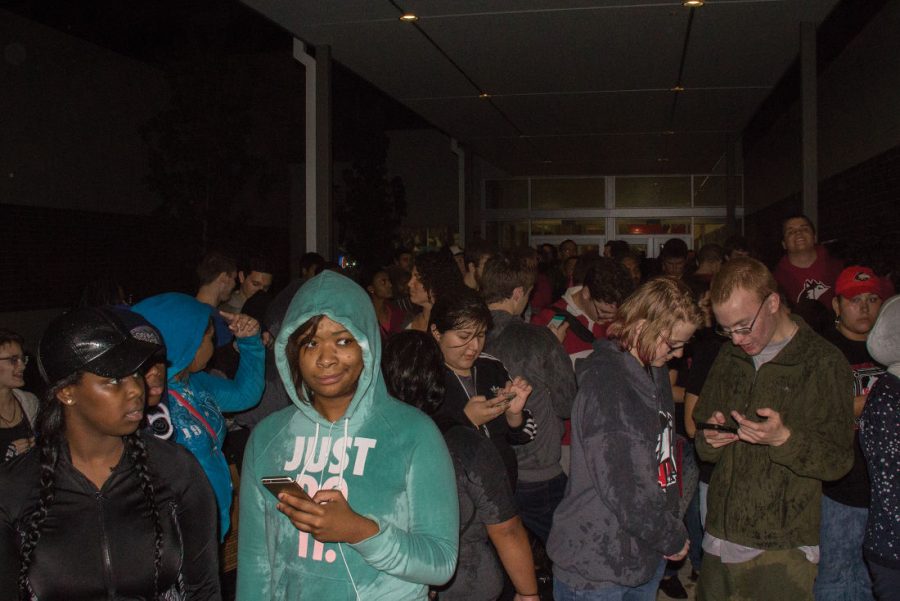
[[0, 307, 220, 600]]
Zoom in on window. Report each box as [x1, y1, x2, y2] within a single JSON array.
[[485, 180, 528, 209], [616, 176, 691, 208], [615, 218, 690, 236], [531, 178, 605, 209], [531, 219, 605, 236], [485, 221, 529, 249]]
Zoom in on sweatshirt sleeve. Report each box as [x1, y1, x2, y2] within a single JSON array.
[[578, 371, 686, 557], [192, 335, 265, 412], [175, 450, 222, 600], [350, 420, 459, 585], [767, 353, 855, 480], [236, 434, 272, 601], [692, 347, 732, 464]]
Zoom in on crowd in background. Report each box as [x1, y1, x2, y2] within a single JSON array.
[[1, 214, 898, 601]]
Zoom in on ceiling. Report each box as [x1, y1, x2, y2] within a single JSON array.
[[240, 0, 841, 176]]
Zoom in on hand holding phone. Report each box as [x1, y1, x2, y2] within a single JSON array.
[[696, 422, 738, 434], [261, 476, 313, 503]]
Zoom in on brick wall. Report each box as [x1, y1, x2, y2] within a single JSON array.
[[745, 143, 900, 283], [1, 204, 289, 312]]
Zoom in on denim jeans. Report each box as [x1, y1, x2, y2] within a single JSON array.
[[514, 472, 567, 545], [814, 495, 874, 601], [554, 560, 665, 601]]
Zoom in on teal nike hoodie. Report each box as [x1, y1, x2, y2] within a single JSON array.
[[236, 271, 459, 600]]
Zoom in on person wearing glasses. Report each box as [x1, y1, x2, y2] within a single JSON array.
[[548, 277, 703, 601], [0, 329, 36, 463], [693, 257, 855, 601]]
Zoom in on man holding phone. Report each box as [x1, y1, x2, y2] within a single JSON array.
[[482, 253, 576, 545], [693, 258, 854, 601]]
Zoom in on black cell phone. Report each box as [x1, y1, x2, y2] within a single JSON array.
[[261, 476, 313, 502], [696, 422, 738, 434]]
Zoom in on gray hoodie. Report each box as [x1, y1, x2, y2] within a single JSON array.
[[484, 310, 576, 482], [547, 338, 685, 589]]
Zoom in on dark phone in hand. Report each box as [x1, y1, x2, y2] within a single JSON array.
[[696, 422, 738, 434]]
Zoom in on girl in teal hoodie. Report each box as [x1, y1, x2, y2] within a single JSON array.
[[236, 271, 459, 601]]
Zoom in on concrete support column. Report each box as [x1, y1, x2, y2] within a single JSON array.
[[450, 139, 465, 246], [292, 39, 333, 276], [726, 134, 737, 233], [800, 22, 818, 228]]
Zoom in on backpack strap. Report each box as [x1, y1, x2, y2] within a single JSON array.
[[552, 306, 596, 344]]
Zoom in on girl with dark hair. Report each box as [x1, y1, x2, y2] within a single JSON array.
[[383, 331, 539, 601], [406, 251, 466, 332], [236, 271, 458, 601], [0, 307, 220, 600], [429, 286, 536, 490], [0, 329, 36, 463]]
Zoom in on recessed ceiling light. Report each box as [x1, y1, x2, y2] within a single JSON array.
[[670, 85, 685, 92], [479, 92, 492, 99], [663, 130, 676, 135], [399, 13, 418, 22], [657, 157, 670, 162], [683, 0, 704, 6]]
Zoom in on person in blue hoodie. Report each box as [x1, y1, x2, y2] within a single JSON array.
[[236, 271, 459, 601], [133, 292, 265, 538]]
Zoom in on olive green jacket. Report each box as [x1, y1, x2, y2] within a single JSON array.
[[694, 316, 854, 549]]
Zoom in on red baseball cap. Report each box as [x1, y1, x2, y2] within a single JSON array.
[[835, 266, 882, 299]]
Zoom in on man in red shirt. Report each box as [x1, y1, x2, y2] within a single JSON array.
[[773, 214, 843, 313]]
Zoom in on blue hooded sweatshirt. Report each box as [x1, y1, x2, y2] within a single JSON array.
[[236, 271, 459, 600], [133, 292, 265, 538]]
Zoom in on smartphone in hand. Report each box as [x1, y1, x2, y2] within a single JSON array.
[[548, 314, 566, 329], [261, 476, 313, 503], [696, 422, 738, 435]]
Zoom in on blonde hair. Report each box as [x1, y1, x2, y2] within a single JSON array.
[[607, 276, 703, 364], [710, 257, 777, 305]]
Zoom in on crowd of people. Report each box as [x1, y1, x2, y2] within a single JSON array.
[[0, 213, 897, 601]]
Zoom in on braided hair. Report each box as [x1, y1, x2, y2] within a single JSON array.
[[17, 373, 166, 600], [16, 372, 75, 599], [125, 431, 164, 599]]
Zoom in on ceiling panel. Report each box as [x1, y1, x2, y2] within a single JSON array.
[[404, 96, 520, 139], [416, 6, 688, 95], [242, 0, 843, 175], [671, 87, 771, 131], [492, 91, 674, 136]]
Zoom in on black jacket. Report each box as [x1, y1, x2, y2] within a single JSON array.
[[0, 435, 220, 600], [434, 354, 535, 489]]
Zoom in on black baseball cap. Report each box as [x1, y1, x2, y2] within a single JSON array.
[[38, 307, 162, 385]]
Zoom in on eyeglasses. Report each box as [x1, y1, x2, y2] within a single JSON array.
[[0, 355, 29, 367], [664, 338, 692, 353], [716, 294, 771, 338]]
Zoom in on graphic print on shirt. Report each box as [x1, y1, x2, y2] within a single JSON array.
[[655, 411, 677, 489], [850, 362, 884, 398], [799, 279, 830, 302], [282, 434, 377, 563]]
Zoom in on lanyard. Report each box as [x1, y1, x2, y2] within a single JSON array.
[[168, 389, 219, 442]]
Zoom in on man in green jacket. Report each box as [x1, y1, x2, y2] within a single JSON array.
[[694, 257, 854, 601]]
